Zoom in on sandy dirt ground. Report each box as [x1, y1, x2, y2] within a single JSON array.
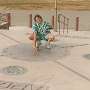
[[0, 1, 90, 11]]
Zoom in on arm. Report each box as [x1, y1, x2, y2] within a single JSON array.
[[46, 21, 54, 30], [32, 23, 38, 52], [33, 33, 37, 52]]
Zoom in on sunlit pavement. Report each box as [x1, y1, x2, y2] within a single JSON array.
[[0, 26, 90, 90]]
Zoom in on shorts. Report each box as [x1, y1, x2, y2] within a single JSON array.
[[37, 33, 50, 41]]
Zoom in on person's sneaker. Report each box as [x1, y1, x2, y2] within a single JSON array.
[[46, 41, 50, 49], [36, 41, 42, 48]]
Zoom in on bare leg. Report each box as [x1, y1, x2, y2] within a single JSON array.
[[28, 34, 34, 40], [28, 34, 42, 50], [46, 34, 55, 42], [28, 34, 38, 40], [45, 34, 55, 49], [28, 34, 39, 52]]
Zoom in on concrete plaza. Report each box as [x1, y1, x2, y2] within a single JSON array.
[[0, 10, 90, 90]]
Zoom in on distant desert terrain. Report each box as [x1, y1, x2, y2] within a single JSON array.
[[0, 0, 90, 10]]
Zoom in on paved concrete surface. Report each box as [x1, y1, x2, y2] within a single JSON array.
[[0, 25, 90, 90]]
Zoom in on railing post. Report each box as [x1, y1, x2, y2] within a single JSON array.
[[5, 12, 11, 26], [58, 14, 69, 34], [76, 16, 79, 31], [0, 13, 1, 24], [67, 19, 69, 34], [58, 14, 60, 35], [29, 13, 32, 28], [63, 17, 65, 34], [51, 15, 54, 28], [55, 0, 57, 32]]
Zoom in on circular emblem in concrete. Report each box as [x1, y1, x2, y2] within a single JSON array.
[[2, 43, 70, 62], [0, 66, 28, 75], [84, 54, 90, 60]]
